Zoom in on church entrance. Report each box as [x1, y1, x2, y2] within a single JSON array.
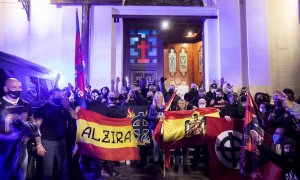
[[123, 18, 203, 95]]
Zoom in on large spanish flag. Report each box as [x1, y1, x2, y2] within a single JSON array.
[[153, 108, 219, 168], [154, 108, 219, 148], [76, 108, 139, 161]]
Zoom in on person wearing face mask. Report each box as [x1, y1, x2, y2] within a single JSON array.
[[158, 77, 181, 110], [223, 83, 233, 102], [61, 87, 83, 178], [190, 88, 209, 108], [146, 91, 154, 103], [34, 88, 77, 179], [124, 85, 153, 106], [264, 90, 300, 138], [184, 83, 199, 103], [205, 83, 217, 103], [198, 98, 207, 108], [257, 102, 271, 128], [270, 127, 286, 155], [86, 90, 121, 178], [121, 89, 139, 106], [106, 91, 117, 106], [140, 78, 157, 99], [106, 91, 127, 118], [0, 78, 41, 180], [219, 92, 245, 122], [210, 89, 228, 110], [251, 130, 300, 180], [117, 85, 129, 104]]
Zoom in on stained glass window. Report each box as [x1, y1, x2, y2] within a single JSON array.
[[129, 29, 158, 64]]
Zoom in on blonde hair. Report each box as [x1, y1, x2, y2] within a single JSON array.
[[152, 91, 165, 107]]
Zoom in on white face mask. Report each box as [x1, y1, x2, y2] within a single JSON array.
[[199, 104, 206, 108], [211, 89, 216, 93]]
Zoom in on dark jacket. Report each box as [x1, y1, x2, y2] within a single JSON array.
[[258, 144, 300, 180], [147, 105, 165, 130]]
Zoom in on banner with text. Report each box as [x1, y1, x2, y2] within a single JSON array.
[[76, 108, 139, 161]]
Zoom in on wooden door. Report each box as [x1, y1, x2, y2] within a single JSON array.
[[163, 42, 203, 96]]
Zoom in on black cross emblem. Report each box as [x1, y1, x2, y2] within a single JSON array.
[[132, 112, 150, 144], [216, 132, 242, 168]]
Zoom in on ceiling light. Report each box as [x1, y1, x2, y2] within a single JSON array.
[[161, 20, 169, 30], [185, 31, 198, 38]]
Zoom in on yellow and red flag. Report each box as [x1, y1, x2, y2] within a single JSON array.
[[164, 90, 177, 112], [153, 108, 219, 168], [76, 108, 139, 161]]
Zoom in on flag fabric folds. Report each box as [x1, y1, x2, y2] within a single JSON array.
[[239, 93, 281, 180], [239, 92, 265, 178], [76, 108, 139, 161], [206, 116, 244, 180], [75, 10, 85, 94], [153, 108, 219, 149], [153, 108, 219, 168], [164, 90, 177, 111]]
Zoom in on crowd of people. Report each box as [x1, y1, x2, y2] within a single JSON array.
[[0, 76, 300, 179]]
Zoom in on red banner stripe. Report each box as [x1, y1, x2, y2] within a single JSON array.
[[164, 108, 218, 119], [77, 142, 139, 161], [78, 108, 131, 126]]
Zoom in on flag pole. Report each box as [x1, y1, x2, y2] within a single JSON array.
[[163, 116, 166, 178], [162, 91, 176, 178]]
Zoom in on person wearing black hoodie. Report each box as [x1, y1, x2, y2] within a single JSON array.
[[184, 83, 198, 103], [251, 130, 300, 180]]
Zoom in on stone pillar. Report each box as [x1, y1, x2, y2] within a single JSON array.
[[203, 18, 220, 90], [89, 6, 116, 89], [219, 0, 243, 89], [244, 0, 270, 93]]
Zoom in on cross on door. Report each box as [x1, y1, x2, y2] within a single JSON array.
[[137, 40, 150, 63]]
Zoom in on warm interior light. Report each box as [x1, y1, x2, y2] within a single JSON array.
[[185, 31, 198, 38]]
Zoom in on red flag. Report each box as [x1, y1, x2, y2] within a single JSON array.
[[75, 10, 85, 94], [239, 92, 264, 179], [206, 117, 244, 180], [76, 108, 139, 161], [239, 93, 282, 180]]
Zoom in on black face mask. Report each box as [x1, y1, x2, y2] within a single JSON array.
[[52, 98, 62, 105], [216, 97, 222, 101], [7, 90, 22, 99], [169, 90, 174, 94], [109, 97, 116, 102], [147, 97, 153, 102], [275, 100, 282, 108], [191, 88, 197, 92], [240, 96, 247, 102]]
